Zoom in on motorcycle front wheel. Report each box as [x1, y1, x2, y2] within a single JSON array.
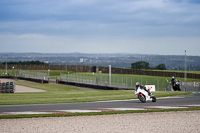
[[177, 86, 181, 91], [138, 94, 146, 103]]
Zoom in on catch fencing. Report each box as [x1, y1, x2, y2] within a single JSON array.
[[184, 82, 200, 92], [166, 80, 200, 92], [18, 70, 49, 80], [59, 73, 169, 91], [0, 69, 199, 91]]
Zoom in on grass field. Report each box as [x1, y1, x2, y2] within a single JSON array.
[[0, 80, 192, 105], [153, 70, 200, 74], [0, 69, 198, 105], [1, 69, 200, 76]]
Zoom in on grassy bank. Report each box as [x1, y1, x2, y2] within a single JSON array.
[[0, 80, 192, 105], [153, 70, 200, 74]]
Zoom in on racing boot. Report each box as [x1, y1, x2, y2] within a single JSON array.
[[148, 92, 154, 98], [150, 93, 154, 98]]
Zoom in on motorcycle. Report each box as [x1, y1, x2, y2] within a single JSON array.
[[135, 86, 156, 103], [172, 79, 181, 91]]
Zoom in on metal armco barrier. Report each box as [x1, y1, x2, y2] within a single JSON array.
[[0, 82, 15, 93]]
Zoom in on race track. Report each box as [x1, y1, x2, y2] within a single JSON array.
[[1, 91, 200, 133], [0, 93, 200, 114]]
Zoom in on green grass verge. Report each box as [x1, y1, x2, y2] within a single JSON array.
[[1, 69, 200, 75], [0, 107, 199, 119], [153, 70, 200, 74], [0, 80, 192, 105]]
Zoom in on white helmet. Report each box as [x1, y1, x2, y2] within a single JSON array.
[[136, 82, 140, 87], [172, 76, 175, 79]]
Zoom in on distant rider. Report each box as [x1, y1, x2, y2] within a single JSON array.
[[135, 82, 152, 97], [171, 76, 176, 87], [171, 76, 180, 90]]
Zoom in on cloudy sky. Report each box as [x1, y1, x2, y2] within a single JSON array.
[[0, 0, 200, 55]]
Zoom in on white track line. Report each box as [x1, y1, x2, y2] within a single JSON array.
[[100, 108, 147, 111], [55, 110, 102, 113], [8, 112, 52, 115], [147, 106, 188, 109], [184, 104, 200, 107]]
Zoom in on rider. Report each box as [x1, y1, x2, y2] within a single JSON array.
[[171, 76, 176, 86], [171, 76, 180, 90], [136, 82, 152, 97], [171, 76, 178, 89]]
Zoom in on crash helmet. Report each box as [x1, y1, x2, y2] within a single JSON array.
[[140, 85, 144, 88], [172, 76, 175, 79], [136, 82, 140, 87]]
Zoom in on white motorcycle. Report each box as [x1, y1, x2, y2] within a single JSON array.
[[135, 87, 156, 103]]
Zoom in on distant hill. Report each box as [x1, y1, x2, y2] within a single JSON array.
[[0, 52, 200, 70]]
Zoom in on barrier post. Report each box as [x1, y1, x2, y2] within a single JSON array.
[[0, 80, 1, 93], [42, 80, 43, 84]]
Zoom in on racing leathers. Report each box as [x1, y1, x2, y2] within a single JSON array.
[[136, 85, 152, 96]]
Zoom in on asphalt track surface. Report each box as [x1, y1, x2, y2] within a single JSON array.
[[0, 93, 200, 113]]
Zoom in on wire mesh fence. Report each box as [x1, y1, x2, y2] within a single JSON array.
[[18, 70, 49, 80], [0, 69, 199, 91], [59, 73, 169, 91], [166, 81, 200, 92], [185, 82, 200, 92]]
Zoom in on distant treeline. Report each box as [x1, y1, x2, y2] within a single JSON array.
[[1, 61, 47, 65], [131, 61, 166, 70]]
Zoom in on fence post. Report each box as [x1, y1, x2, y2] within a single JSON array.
[[199, 82, 200, 92], [126, 78, 127, 88], [0, 80, 1, 94], [109, 65, 111, 86], [157, 80, 159, 91], [131, 79, 132, 88]]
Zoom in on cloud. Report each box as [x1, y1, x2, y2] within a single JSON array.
[[0, 0, 200, 55], [1, 0, 200, 25]]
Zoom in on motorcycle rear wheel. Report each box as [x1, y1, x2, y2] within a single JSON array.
[[152, 96, 157, 102]]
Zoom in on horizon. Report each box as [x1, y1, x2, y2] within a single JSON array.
[[0, 52, 199, 57]]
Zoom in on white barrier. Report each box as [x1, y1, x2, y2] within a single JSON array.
[[145, 85, 156, 92]]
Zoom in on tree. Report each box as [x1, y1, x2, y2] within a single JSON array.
[[155, 64, 166, 70], [2, 60, 47, 65], [131, 61, 150, 69]]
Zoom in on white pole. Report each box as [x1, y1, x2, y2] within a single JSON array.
[[6, 55, 7, 75], [12, 66, 14, 76], [184, 50, 187, 91], [108, 65, 111, 86], [48, 69, 50, 82]]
